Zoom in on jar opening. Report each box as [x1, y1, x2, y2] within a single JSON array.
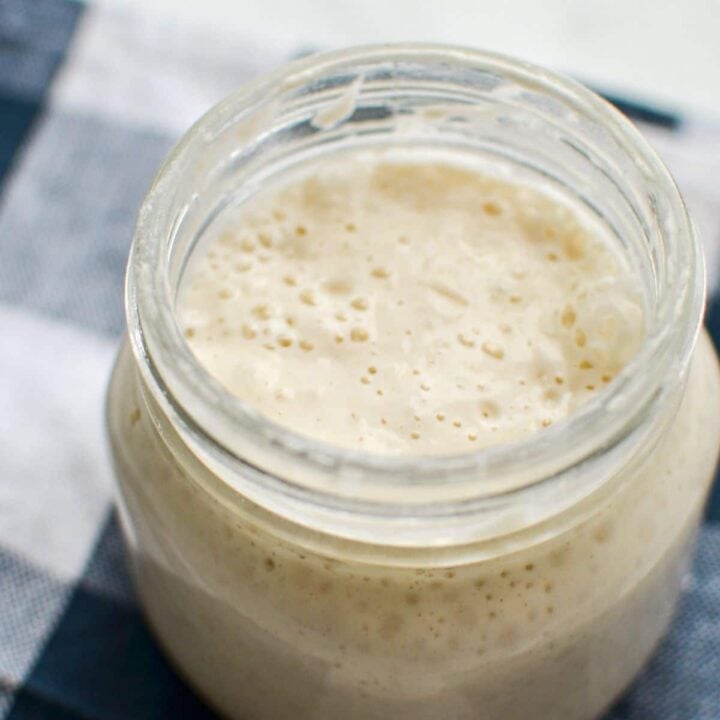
[[127, 44, 703, 544]]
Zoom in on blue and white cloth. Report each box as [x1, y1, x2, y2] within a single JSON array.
[[1, 1, 720, 717]]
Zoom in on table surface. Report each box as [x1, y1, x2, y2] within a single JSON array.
[[108, 0, 720, 118]]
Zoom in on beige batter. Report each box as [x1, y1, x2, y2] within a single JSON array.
[[178, 153, 643, 453], [108, 151, 720, 720]]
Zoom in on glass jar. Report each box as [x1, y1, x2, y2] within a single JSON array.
[[106, 45, 720, 720]]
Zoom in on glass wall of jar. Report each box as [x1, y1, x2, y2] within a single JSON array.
[[106, 45, 720, 720]]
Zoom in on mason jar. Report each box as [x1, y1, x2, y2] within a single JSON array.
[[106, 45, 720, 720]]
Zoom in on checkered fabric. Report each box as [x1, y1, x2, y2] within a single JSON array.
[[1, 1, 720, 717]]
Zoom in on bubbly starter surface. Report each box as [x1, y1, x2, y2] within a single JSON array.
[[178, 153, 644, 453]]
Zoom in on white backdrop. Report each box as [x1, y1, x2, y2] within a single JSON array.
[[104, 0, 720, 117]]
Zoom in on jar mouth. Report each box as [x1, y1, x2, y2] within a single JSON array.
[[127, 44, 703, 515]]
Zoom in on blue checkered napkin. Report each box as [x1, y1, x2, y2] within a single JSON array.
[[1, 1, 720, 717]]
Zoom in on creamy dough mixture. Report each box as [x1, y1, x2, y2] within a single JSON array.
[[178, 153, 643, 453], [108, 150, 720, 720]]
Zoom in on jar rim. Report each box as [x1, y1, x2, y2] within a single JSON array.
[[127, 43, 703, 516]]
